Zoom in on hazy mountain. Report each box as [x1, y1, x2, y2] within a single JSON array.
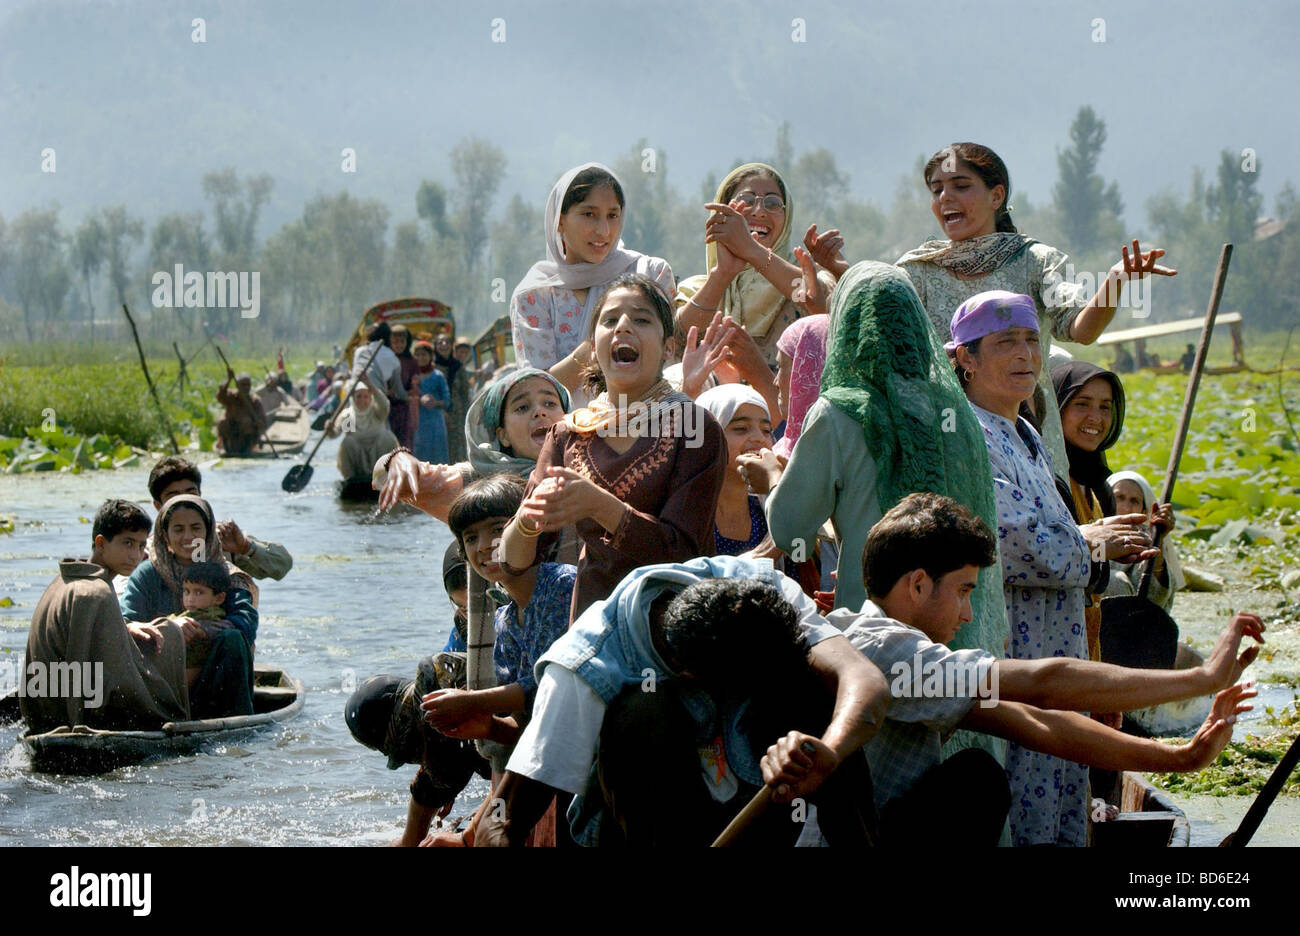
[[3, 0, 1297, 235]]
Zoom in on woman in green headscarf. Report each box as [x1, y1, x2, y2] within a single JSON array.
[[765, 261, 1007, 652], [674, 163, 835, 370]]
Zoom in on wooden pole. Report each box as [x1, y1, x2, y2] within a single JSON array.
[[1138, 244, 1232, 595], [122, 303, 181, 455]]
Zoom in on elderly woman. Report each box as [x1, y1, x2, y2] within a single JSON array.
[[949, 290, 1157, 846], [330, 373, 397, 486]]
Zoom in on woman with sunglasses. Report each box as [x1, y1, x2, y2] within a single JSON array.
[[674, 163, 836, 371]]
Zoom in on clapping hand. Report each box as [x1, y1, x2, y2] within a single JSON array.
[[792, 246, 828, 318]]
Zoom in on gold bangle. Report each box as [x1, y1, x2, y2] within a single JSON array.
[[514, 515, 541, 538], [760, 249, 776, 273]]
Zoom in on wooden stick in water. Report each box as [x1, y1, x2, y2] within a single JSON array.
[[122, 303, 181, 455]]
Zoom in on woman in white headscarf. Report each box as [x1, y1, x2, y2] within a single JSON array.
[[695, 384, 779, 557], [509, 163, 675, 401], [329, 373, 398, 484], [1105, 469, 1185, 610]]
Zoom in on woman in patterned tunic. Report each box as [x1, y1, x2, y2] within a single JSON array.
[[897, 142, 1176, 484], [950, 290, 1155, 845], [501, 273, 727, 624]]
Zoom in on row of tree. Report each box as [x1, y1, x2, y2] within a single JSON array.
[[1, 106, 1294, 350]]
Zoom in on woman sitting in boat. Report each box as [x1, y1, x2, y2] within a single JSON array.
[[119, 495, 258, 718], [674, 162, 836, 372], [509, 163, 675, 404], [410, 340, 451, 465], [500, 273, 727, 624], [1106, 469, 1184, 610], [896, 141, 1176, 484], [949, 291, 1158, 846], [329, 373, 398, 488]]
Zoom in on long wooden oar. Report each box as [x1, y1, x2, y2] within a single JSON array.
[[282, 344, 379, 492], [122, 304, 181, 455], [712, 787, 772, 847], [1220, 730, 1300, 847], [1101, 244, 1233, 670]]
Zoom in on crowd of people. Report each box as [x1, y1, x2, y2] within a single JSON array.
[[344, 144, 1266, 848], [21, 141, 1266, 849]]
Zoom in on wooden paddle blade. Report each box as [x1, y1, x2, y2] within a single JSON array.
[[281, 464, 313, 492], [1099, 595, 1179, 669]]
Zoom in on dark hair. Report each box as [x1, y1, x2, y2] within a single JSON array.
[[657, 579, 808, 694], [182, 560, 231, 596], [447, 474, 527, 554], [923, 143, 1016, 234], [389, 324, 413, 359], [949, 338, 984, 388], [148, 456, 201, 502], [864, 493, 996, 598], [581, 273, 675, 394], [92, 499, 151, 543], [561, 167, 625, 215], [719, 166, 788, 209], [367, 322, 392, 344]]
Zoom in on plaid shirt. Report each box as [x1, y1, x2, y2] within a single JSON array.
[[835, 602, 996, 809]]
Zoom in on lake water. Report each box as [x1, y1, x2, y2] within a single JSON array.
[[1, 440, 1295, 846], [0, 438, 491, 845]]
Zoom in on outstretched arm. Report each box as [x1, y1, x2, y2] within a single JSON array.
[[997, 612, 1264, 712], [962, 683, 1253, 771]]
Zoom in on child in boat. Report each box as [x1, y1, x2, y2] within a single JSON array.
[[500, 273, 728, 624], [168, 561, 234, 685], [419, 475, 577, 846], [22, 499, 189, 734]]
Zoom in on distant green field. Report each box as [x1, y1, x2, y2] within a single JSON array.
[[0, 344, 331, 470]]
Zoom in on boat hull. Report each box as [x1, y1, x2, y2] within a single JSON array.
[[2, 665, 304, 775]]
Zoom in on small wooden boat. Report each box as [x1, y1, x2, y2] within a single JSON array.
[[1092, 771, 1191, 848], [215, 385, 312, 458], [0, 664, 304, 774]]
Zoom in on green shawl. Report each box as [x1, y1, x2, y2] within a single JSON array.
[[821, 261, 1008, 763]]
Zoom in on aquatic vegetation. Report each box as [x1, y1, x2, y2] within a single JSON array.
[[0, 351, 325, 471], [1106, 369, 1300, 588], [1153, 730, 1300, 798]]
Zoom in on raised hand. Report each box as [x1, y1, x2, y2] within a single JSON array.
[[1114, 239, 1177, 281], [680, 310, 730, 398], [802, 224, 848, 280], [792, 246, 828, 317], [705, 201, 762, 265], [1201, 612, 1266, 691], [1180, 682, 1256, 770]]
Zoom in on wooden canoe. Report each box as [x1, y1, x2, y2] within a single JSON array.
[[1092, 771, 1191, 848], [0, 664, 304, 775], [217, 386, 312, 458]]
